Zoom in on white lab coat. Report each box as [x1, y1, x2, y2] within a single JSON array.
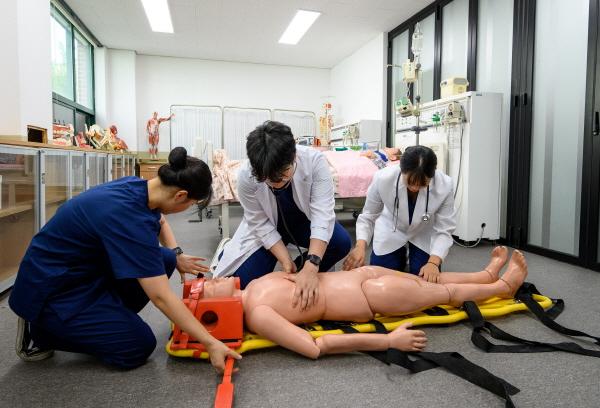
[[214, 145, 336, 277], [356, 166, 456, 260]]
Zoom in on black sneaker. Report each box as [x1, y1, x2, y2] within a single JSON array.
[[15, 317, 54, 362]]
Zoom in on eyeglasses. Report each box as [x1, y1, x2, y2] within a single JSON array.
[[265, 161, 297, 187]]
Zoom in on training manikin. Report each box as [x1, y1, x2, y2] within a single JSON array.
[[202, 247, 527, 358]]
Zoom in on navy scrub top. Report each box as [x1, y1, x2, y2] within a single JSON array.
[[9, 177, 166, 322]]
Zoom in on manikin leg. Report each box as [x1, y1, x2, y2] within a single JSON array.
[[439, 246, 508, 284], [363, 251, 527, 314]]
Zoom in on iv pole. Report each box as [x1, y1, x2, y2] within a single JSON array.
[[387, 23, 427, 146]]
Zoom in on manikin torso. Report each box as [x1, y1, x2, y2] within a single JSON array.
[[242, 268, 381, 326]]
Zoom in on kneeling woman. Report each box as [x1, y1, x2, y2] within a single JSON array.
[[9, 147, 240, 371], [344, 146, 456, 282]]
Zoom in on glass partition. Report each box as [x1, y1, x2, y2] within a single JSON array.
[[43, 150, 69, 222], [0, 146, 39, 291], [527, 0, 589, 255]]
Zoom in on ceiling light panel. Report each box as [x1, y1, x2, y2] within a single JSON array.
[[278, 10, 321, 45]]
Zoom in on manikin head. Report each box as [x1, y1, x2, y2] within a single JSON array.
[[153, 111, 158, 119], [383, 147, 402, 161], [202, 277, 242, 298]]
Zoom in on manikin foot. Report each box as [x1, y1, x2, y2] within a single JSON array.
[[498, 250, 528, 298], [483, 246, 509, 282], [387, 323, 428, 352]]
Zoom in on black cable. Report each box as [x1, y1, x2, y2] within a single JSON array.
[[453, 124, 464, 200]]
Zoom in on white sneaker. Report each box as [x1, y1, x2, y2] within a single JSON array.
[[15, 317, 54, 362]]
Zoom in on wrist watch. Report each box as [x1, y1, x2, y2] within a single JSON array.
[[306, 254, 322, 267], [173, 246, 183, 256]]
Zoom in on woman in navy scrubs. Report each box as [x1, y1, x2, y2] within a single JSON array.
[[9, 147, 240, 371]]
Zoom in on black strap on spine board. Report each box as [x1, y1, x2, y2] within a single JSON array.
[[463, 282, 600, 358], [318, 319, 519, 408]]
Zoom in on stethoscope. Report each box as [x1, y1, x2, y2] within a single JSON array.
[[393, 170, 431, 232], [269, 180, 306, 268]]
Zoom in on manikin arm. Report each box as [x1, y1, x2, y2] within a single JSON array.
[[246, 304, 426, 359]]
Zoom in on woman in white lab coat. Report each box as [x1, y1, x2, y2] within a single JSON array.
[[343, 146, 456, 283], [215, 121, 351, 309]]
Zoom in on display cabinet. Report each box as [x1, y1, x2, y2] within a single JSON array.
[[0, 142, 138, 292], [71, 152, 85, 197], [0, 145, 39, 292], [41, 149, 69, 223], [111, 154, 124, 180], [97, 153, 108, 185], [86, 152, 99, 188]]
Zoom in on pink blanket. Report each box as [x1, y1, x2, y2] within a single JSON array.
[[323, 150, 394, 198]]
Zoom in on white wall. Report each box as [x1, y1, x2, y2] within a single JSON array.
[[330, 33, 387, 140], [17, 0, 52, 138], [0, 0, 21, 136], [94, 49, 138, 151], [134, 55, 330, 154], [0, 0, 52, 138], [94, 48, 108, 127], [108, 50, 138, 152]]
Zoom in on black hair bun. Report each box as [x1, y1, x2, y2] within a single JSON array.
[[169, 147, 187, 171]]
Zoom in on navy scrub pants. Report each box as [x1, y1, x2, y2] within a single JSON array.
[[369, 243, 430, 275], [30, 247, 177, 369]]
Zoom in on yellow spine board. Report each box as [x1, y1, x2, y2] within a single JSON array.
[[165, 295, 553, 360]]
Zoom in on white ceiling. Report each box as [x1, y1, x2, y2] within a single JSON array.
[[65, 0, 433, 68]]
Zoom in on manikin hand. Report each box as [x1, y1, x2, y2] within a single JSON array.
[[176, 254, 210, 283], [206, 340, 242, 373], [343, 245, 366, 270], [285, 263, 319, 311], [419, 262, 441, 283], [388, 322, 428, 352]]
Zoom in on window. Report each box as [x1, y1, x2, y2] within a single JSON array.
[[417, 13, 436, 104], [390, 31, 409, 136], [74, 33, 94, 109], [50, 5, 95, 127], [441, 0, 469, 81], [386, 0, 478, 144], [50, 9, 74, 99]]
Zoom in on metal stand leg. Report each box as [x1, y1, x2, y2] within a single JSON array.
[[220, 202, 230, 238]]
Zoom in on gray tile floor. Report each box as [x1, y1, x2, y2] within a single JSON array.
[[1, 206, 600, 407]]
